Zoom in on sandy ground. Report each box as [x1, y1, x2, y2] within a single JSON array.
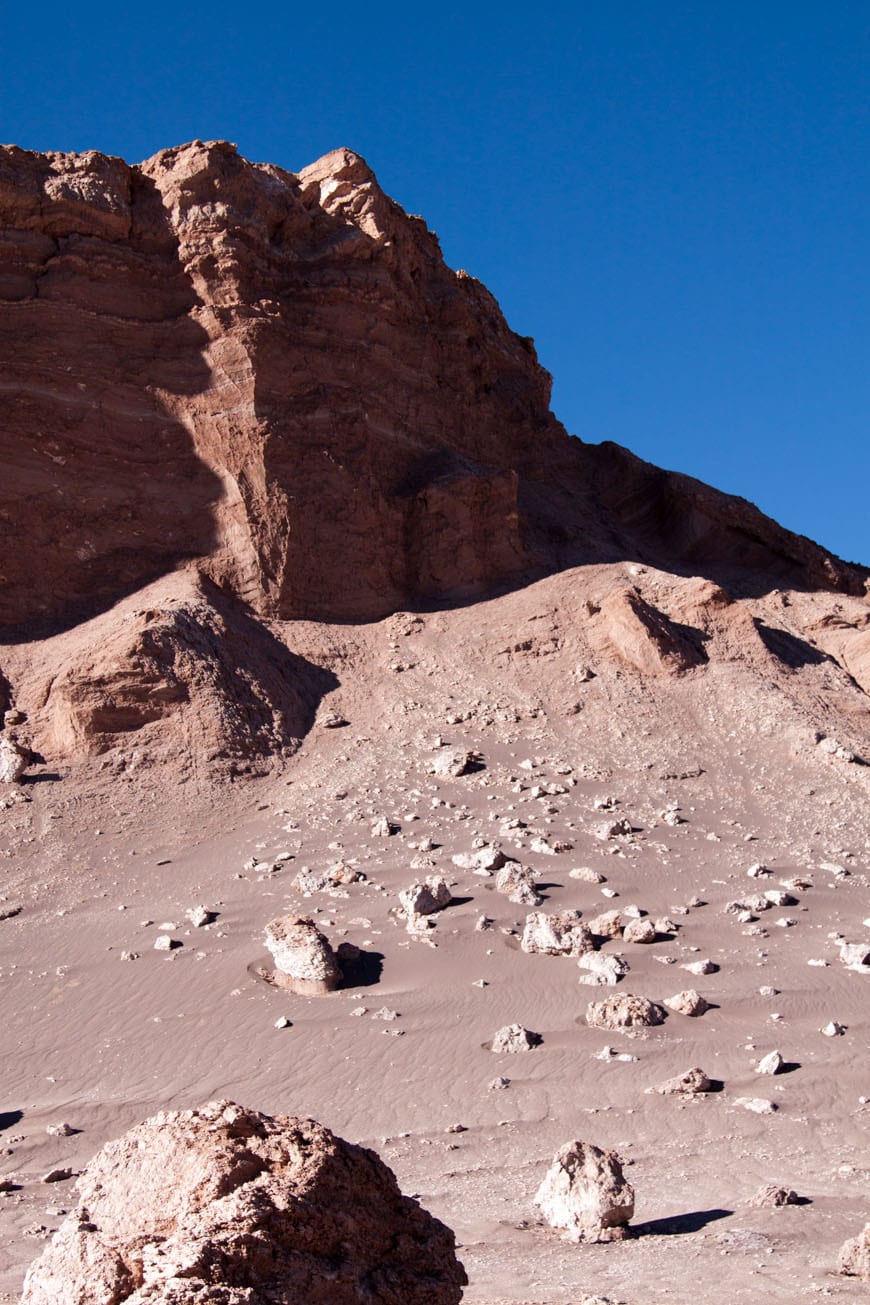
[[1, 564, 868, 1303]]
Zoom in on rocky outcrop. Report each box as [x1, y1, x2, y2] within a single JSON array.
[[20, 1100, 467, 1303], [1, 140, 865, 641], [838, 1223, 870, 1279], [38, 572, 333, 770], [534, 1140, 634, 1243], [590, 587, 707, 677], [264, 915, 341, 994]]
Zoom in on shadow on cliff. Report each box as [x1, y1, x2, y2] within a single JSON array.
[[0, 169, 223, 643]]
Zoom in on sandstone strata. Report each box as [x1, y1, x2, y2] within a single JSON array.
[[1, 138, 864, 644], [20, 1100, 467, 1303]]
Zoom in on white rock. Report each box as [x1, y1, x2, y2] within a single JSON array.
[[755, 1050, 784, 1075], [734, 1097, 778, 1115], [0, 737, 26, 784], [534, 1140, 634, 1242], [491, 1023, 541, 1053], [521, 910, 592, 957]]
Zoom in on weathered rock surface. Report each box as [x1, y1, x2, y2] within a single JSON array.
[[491, 1024, 541, 1053], [20, 1100, 467, 1303], [0, 143, 863, 640], [665, 989, 709, 1017], [264, 914, 341, 993], [0, 735, 25, 783], [577, 953, 630, 986], [838, 1223, 870, 1279], [399, 876, 453, 928], [592, 587, 707, 677], [652, 1067, 714, 1096], [35, 572, 333, 771], [748, 1184, 800, 1208], [534, 1140, 634, 1242], [0, 138, 867, 783], [586, 994, 666, 1030], [521, 910, 593, 957], [494, 862, 542, 906]]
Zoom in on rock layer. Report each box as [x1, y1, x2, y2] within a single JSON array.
[[1, 140, 865, 638]]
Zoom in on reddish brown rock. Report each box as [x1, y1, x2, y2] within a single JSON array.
[[20, 1100, 467, 1304], [0, 140, 864, 642]]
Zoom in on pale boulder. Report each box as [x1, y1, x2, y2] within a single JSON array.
[[839, 1223, 870, 1279], [666, 989, 709, 1017], [521, 910, 593, 957], [586, 994, 666, 1030], [534, 1140, 634, 1242], [264, 914, 341, 994]]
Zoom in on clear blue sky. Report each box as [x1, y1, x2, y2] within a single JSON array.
[[3, 1, 867, 564]]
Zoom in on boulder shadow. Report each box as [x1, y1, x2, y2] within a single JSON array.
[[338, 948, 384, 989], [635, 1208, 733, 1237], [0, 1110, 22, 1131]]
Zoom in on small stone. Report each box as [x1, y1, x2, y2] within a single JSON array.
[[45, 1123, 75, 1138], [522, 910, 592, 957], [186, 905, 212, 928], [734, 1097, 777, 1115], [494, 862, 541, 906], [577, 953, 629, 987], [41, 1168, 74, 1184], [274, 1016, 292, 1029], [683, 958, 718, 976], [665, 989, 708, 1017], [488, 1076, 511, 1090], [749, 1184, 800, 1208], [821, 1021, 846, 1037], [652, 1067, 713, 1096], [153, 935, 179, 952], [622, 918, 656, 944], [570, 867, 605, 884], [491, 1023, 541, 1053], [755, 1050, 784, 1075]]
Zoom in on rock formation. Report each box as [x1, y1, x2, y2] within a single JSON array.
[[838, 1223, 870, 1279], [264, 914, 341, 994], [1, 139, 868, 778], [3, 138, 862, 640], [534, 1140, 634, 1242], [521, 909, 593, 957], [20, 1100, 467, 1303]]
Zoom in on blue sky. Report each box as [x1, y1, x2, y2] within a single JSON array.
[[4, 1, 867, 564]]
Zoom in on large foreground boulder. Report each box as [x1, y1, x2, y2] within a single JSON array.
[[534, 1140, 634, 1243], [20, 1100, 467, 1304]]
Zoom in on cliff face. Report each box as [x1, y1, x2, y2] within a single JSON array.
[[1, 139, 864, 636]]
